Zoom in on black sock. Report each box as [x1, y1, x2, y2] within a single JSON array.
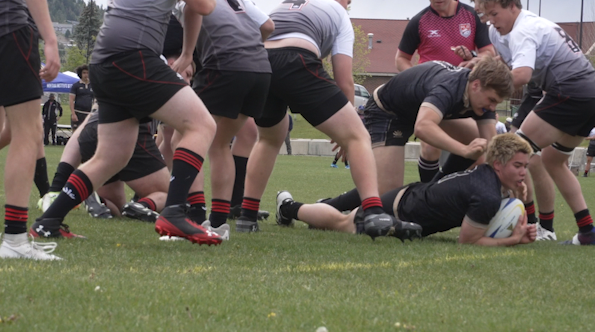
[[240, 197, 260, 221], [166, 148, 204, 207], [539, 211, 554, 232], [42, 169, 93, 221], [4, 205, 28, 234], [231, 155, 248, 207], [418, 157, 439, 183], [322, 188, 361, 212], [187, 192, 206, 223], [209, 199, 230, 228], [281, 201, 303, 220], [525, 201, 537, 224], [433, 154, 476, 182], [49, 162, 75, 192], [575, 209, 594, 233], [34, 157, 50, 197]]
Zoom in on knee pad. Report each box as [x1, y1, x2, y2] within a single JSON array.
[[515, 130, 542, 155], [551, 142, 575, 156]]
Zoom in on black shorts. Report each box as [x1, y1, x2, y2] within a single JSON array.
[[587, 144, 595, 157], [192, 69, 270, 119], [71, 111, 89, 131], [511, 87, 543, 129], [531, 94, 595, 137], [256, 47, 348, 127], [78, 122, 166, 184], [90, 50, 187, 124], [364, 99, 414, 147], [0, 27, 43, 107]]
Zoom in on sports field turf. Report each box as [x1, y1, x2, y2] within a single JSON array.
[[1, 145, 594, 331]]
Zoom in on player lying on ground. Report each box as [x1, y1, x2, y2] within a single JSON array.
[[277, 134, 537, 246]]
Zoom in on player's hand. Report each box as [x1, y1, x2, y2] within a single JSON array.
[[463, 138, 487, 160], [451, 45, 472, 61], [41, 41, 60, 82], [171, 53, 192, 75], [511, 213, 529, 244], [514, 181, 528, 202], [71, 113, 78, 122], [459, 57, 481, 69], [330, 139, 347, 162], [520, 222, 537, 244]]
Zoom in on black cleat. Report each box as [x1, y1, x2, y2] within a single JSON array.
[[235, 216, 259, 233], [122, 202, 159, 222], [228, 205, 269, 221], [390, 220, 423, 243], [363, 213, 395, 239]]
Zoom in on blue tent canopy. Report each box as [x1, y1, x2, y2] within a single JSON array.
[[41, 69, 79, 93]]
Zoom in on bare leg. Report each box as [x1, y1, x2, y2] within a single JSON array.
[[297, 203, 357, 233]]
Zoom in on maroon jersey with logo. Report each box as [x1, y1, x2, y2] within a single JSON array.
[[398, 2, 490, 66]]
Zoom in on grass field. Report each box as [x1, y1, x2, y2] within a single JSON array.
[[1, 143, 595, 331]]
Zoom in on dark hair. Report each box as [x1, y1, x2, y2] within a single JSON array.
[[76, 64, 89, 78], [478, 0, 522, 9]]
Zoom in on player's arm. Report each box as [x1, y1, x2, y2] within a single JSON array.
[[459, 214, 535, 246], [241, 0, 274, 41], [25, 0, 59, 81], [171, 1, 209, 73], [415, 106, 486, 159], [511, 67, 533, 89], [332, 54, 355, 105], [395, 16, 420, 72], [69, 93, 77, 121], [395, 50, 414, 73], [477, 118, 497, 142]]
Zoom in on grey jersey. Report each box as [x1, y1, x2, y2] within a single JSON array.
[[268, 0, 353, 59], [0, 0, 29, 37], [489, 10, 595, 98], [91, 0, 175, 64], [196, 0, 270, 72]]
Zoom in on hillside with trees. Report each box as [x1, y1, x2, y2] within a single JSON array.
[[48, 0, 86, 23]]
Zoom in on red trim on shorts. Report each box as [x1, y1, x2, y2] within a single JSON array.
[[533, 95, 570, 113], [12, 27, 41, 84], [111, 51, 186, 86], [299, 54, 334, 84]]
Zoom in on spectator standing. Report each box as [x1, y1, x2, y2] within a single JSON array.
[[42, 93, 62, 145], [495, 119, 507, 134], [69, 64, 93, 132]]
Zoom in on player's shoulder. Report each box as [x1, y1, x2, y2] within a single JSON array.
[[410, 6, 432, 23]]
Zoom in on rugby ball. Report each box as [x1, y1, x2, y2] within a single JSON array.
[[485, 198, 525, 238]]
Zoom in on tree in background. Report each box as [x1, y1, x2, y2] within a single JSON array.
[[64, 29, 71, 39], [64, 46, 87, 72], [72, 0, 102, 63], [48, 0, 85, 23], [322, 24, 371, 85]]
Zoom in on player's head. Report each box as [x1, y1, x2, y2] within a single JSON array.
[[486, 133, 532, 190], [336, 0, 351, 10], [479, 0, 522, 35], [467, 56, 514, 116], [76, 64, 89, 80], [429, 0, 454, 13], [469, 0, 489, 24], [49, 93, 55, 100], [166, 56, 196, 84]]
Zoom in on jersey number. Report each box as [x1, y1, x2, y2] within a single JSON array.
[[282, 0, 309, 10], [226, 0, 245, 13], [554, 27, 581, 53]]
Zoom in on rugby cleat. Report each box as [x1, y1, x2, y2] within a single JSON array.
[[235, 216, 259, 233], [276, 191, 295, 227], [0, 237, 62, 260], [390, 220, 423, 243], [363, 213, 396, 240], [122, 202, 159, 222], [536, 223, 557, 241], [561, 228, 595, 245], [155, 204, 222, 245], [84, 192, 113, 219], [30, 219, 86, 239], [228, 205, 270, 221], [201, 220, 230, 241]]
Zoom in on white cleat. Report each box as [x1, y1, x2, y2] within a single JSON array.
[[158, 235, 185, 241], [536, 223, 557, 241], [201, 220, 230, 241], [0, 236, 62, 261]]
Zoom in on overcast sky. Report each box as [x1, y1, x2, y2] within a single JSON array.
[[92, 0, 594, 23]]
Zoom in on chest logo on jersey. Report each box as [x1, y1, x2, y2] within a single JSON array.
[[459, 23, 471, 38], [428, 30, 441, 38]]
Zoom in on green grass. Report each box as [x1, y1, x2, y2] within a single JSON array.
[[1, 147, 595, 331]]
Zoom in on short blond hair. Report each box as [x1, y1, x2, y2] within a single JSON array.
[[468, 56, 515, 99], [486, 133, 532, 166]]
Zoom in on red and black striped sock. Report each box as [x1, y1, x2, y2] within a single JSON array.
[[575, 209, 593, 233], [4, 205, 28, 234], [187, 191, 206, 223], [43, 169, 93, 221], [209, 199, 230, 228], [240, 197, 260, 221], [525, 201, 537, 224], [362, 196, 384, 216], [137, 197, 156, 211], [166, 148, 204, 207], [538, 211, 554, 232]]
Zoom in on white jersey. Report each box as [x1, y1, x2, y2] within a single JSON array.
[[267, 0, 353, 59], [495, 121, 507, 134], [489, 10, 595, 98]]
